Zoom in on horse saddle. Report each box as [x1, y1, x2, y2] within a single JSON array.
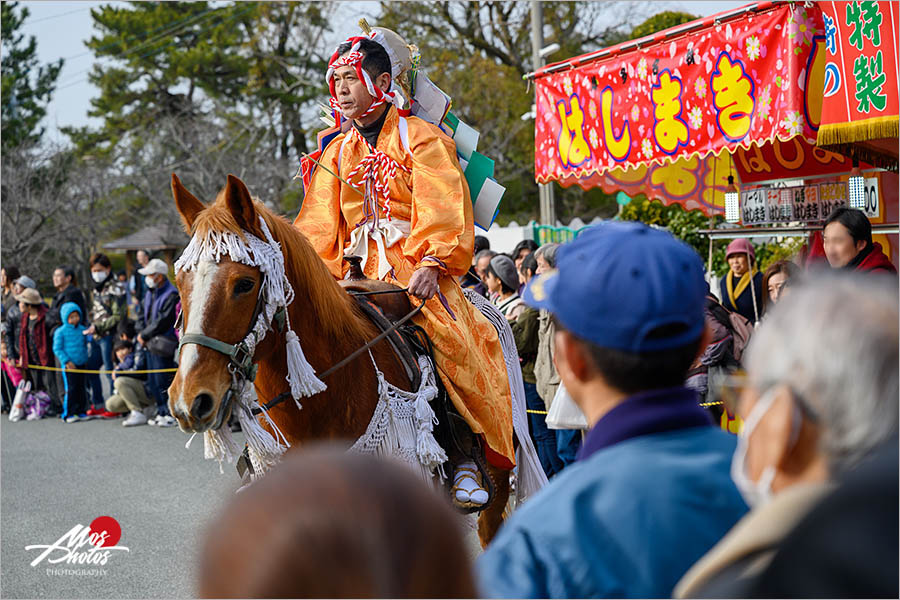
[[338, 256, 421, 390], [338, 255, 495, 513]]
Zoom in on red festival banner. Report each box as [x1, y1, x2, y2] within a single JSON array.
[[733, 135, 871, 183], [816, 2, 899, 152], [534, 3, 826, 215]]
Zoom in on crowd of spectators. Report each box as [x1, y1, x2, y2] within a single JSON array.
[[1, 251, 180, 427], [202, 206, 896, 599]]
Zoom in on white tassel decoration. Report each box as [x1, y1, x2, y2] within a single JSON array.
[[415, 391, 447, 473], [234, 383, 290, 473], [203, 426, 240, 474], [285, 329, 327, 400]]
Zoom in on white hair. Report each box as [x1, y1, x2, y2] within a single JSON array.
[[745, 273, 898, 474], [534, 243, 560, 268]]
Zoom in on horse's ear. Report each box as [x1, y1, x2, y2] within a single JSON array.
[[223, 174, 259, 234], [171, 174, 205, 232]]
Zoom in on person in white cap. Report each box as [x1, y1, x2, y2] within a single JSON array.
[[137, 258, 179, 427], [294, 29, 514, 505]]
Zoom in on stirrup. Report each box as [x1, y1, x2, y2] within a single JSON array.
[[452, 463, 488, 508]]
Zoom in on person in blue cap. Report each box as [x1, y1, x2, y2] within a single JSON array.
[[476, 221, 748, 599]]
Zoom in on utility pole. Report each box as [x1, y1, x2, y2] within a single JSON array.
[[531, 0, 556, 226]]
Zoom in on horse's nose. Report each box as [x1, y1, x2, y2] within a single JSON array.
[[191, 392, 216, 421]]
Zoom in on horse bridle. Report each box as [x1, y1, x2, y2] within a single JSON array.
[[175, 285, 285, 386]]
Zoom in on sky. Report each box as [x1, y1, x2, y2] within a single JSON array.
[[19, 0, 750, 145]]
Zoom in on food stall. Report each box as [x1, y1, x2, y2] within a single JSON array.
[[526, 1, 898, 268]]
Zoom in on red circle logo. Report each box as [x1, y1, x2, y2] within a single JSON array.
[[89, 516, 121, 547]]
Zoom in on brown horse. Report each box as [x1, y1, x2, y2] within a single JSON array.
[[168, 173, 510, 546]]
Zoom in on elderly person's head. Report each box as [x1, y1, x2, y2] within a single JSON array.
[[734, 274, 898, 506], [474, 249, 497, 284], [533, 243, 559, 275], [52, 265, 77, 292], [13, 275, 36, 295], [725, 238, 755, 278], [138, 258, 170, 289]]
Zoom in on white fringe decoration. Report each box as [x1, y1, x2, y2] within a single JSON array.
[[175, 214, 326, 402], [198, 379, 292, 476], [349, 353, 448, 482], [463, 288, 548, 505]]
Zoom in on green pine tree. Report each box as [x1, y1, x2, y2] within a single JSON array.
[[1, 1, 64, 151], [65, 1, 255, 156]]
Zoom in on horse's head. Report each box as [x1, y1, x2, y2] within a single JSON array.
[[168, 173, 274, 433]]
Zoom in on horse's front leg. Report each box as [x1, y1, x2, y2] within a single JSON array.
[[477, 463, 511, 548]]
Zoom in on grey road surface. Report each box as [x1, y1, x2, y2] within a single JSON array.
[[1, 414, 484, 599], [1, 415, 241, 599]]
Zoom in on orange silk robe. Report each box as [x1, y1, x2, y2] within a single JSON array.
[[293, 107, 514, 466]]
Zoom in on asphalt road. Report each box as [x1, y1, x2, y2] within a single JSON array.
[[1, 415, 241, 599], [1, 414, 484, 599]]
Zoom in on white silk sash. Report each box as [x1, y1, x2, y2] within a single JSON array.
[[345, 218, 411, 280]]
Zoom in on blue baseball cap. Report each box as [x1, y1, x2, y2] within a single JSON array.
[[523, 221, 706, 353]]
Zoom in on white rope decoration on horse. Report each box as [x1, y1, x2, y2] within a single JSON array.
[[350, 353, 448, 482], [175, 215, 327, 401]]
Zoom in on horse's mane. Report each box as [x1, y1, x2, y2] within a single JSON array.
[[190, 192, 371, 343]]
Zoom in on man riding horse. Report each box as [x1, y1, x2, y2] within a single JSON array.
[[293, 30, 514, 506]]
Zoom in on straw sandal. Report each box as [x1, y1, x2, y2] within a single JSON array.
[[452, 461, 489, 508]]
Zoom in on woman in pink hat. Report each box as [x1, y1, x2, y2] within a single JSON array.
[[719, 238, 763, 324]]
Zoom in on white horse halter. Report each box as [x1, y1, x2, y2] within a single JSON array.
[[175, 215, 326, 473]]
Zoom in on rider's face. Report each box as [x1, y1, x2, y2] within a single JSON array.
[[332, 62, 374, 121]]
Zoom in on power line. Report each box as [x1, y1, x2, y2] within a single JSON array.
[[54, 4, 256, 93], [26, 6, 90, 26], [56, 4, 224, 67]]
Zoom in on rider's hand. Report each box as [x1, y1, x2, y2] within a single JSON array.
[[408, 265, 440, 300]]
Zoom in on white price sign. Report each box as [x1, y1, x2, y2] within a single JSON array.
[[862, 177, 880, 218]]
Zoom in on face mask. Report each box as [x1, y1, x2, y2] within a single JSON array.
[[145, 275, 157, 289], [92, 270, 109, 283], [730, 388, 779, 507]]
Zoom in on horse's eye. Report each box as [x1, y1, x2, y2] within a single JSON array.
[[233, 279, 255, 296]]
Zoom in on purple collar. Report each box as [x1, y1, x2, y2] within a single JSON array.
[[577, 387, 712, 461]]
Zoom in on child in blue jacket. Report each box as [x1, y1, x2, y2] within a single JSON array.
[[53, 302, 89, 422]]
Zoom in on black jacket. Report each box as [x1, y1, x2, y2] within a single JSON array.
[[46, 285, 88, 336], [4, 303, 22, 360]]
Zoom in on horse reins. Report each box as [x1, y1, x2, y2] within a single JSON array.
[[250, 289, 424, 416]]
